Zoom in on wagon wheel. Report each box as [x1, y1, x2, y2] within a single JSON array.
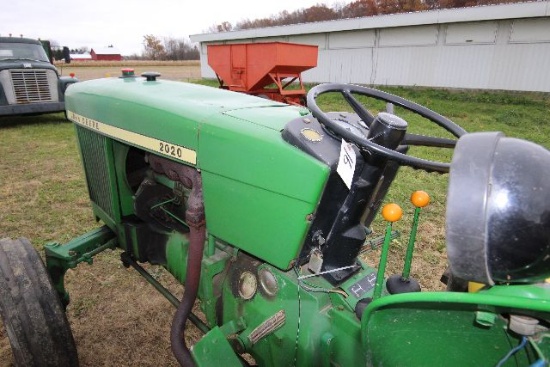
[[0, 238, 79, 367]]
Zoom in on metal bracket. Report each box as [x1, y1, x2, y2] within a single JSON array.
[[44, 225, 117, 306]]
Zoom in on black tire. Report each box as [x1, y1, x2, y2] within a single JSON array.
[[0, 238, 79, 367], [440, 265, 469, 292]]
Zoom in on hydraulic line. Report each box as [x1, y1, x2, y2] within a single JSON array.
[[147, 154, 206, 367]]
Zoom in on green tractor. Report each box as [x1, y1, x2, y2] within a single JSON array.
[[1, 71, 549, 366]]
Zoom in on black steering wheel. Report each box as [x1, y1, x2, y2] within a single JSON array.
[[307, 83, 467, 173]]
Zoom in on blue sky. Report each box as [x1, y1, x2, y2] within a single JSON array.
[[1, 0, 346, 55]]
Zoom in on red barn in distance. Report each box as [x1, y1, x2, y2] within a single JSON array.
[[90, 47, 122, 61]]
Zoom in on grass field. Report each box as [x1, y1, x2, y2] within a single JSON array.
[[0, 65, 549, 366], [58, 61, 202, 83]]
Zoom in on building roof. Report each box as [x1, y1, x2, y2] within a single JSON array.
[[190, 1, 550, 43], [91, 47, 121, 55], [70, 53, 92, 60]]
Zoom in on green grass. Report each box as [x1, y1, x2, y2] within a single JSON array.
[[0, 114, 98, 247]]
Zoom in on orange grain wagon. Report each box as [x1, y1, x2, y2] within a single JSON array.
[[207, 42, 318, 105]]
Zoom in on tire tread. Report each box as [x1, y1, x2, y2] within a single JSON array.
[[0, 237, 79, 367]]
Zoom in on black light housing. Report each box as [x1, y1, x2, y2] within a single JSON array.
[[446, 132, 550, 285]]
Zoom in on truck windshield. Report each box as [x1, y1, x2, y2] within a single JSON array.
[[0, 42, 49, 62]]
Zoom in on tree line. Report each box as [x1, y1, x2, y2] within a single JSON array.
[[137, 35, 199, 61], [211, 0, 537, 32]]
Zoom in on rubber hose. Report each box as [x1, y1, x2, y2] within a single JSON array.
[[170, 224, 206, 367]]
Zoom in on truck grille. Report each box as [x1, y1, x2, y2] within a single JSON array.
[[11, 70, 54, 103], [0, 69, 59, 104]]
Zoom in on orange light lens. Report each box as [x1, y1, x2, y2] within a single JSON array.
[[411, 190, 430, 208], [382, 203, 403, 222]]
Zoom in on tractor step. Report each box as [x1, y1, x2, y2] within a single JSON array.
[[192, 326, 244, 367]]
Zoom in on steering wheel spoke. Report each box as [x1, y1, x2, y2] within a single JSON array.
[[403, 133, 457, 148], [341, 89, 375, 127]]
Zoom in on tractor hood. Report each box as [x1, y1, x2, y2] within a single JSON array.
[[66, 77, 301, 162], [66, 77, 330, 270]]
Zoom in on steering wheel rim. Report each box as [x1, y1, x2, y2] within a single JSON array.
[[307, 83, 467, 173]]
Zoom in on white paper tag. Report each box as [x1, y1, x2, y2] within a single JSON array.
[[337, 139, 356, 189]]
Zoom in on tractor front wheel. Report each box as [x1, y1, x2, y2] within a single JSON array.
[[0, 238, 79, 367]]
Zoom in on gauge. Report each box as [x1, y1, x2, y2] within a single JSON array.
[[238, 271, 257, 300]]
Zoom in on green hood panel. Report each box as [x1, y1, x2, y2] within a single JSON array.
[[66, 78, 325, 201], [66, 77, 330, 269], [66, 79, 284, 162], [222, 104, 308, 131]]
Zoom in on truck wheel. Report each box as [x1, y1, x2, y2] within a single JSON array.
[[0, 238, 79, 367]]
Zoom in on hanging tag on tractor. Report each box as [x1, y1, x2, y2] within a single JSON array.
[[308, 249, 324, 274], [337, 139, 356, 189]]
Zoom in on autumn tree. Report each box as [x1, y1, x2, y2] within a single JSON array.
[[377, 0, 426, 14], [303, 4, 340, 22], [342, 0, 379, 17], [429, 0, 527, 9], [218, 0, 531, 32], [142, 34, 165, 60], [422, 0, 441, 10], [208, 21, 233, 33]]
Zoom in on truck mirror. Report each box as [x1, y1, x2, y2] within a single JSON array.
[[63, 46, 71, 64]]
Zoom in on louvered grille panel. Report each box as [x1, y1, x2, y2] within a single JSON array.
[[10, 70, 54, 103], [76, 126, 116, 220]]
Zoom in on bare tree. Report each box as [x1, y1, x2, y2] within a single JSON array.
[[163, 37, 199, 60]]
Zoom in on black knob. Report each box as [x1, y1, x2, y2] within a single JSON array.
[[141, 72, 161, 81], [366, 112, 408, 150]]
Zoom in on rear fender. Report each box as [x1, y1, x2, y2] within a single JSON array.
[[361, 286, 550, 366]]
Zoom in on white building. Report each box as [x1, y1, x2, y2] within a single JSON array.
[[190, 1, 550, 92]]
